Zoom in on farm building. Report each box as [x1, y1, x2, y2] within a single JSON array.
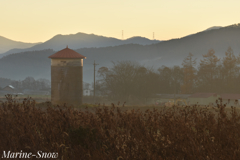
[[219, 93, 240, 107], [2, 85, 15, 92], [49, 46, 86, 106], [2, 85, 15, 90], [0, 85, 16, 95], [83, 89, 91, 96], [188, 93, 220, 106]]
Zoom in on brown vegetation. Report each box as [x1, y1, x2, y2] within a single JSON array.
[[1, 95, 240, 159]]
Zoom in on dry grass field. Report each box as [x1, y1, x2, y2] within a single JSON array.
[[1, 95, 240, 159]]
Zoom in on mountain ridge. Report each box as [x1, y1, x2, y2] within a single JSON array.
[[0, 36, 41, 54], [0, 33, 160, 58], [1, 23, 240, 83]]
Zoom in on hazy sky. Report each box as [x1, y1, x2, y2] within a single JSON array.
[[1, 0, 240, 43]]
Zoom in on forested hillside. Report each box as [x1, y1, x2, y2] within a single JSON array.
[[1, 24, 240, 84]]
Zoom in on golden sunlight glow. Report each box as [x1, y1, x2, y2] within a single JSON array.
[[1, 0, 240, 42]]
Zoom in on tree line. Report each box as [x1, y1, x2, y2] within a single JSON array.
[[96, 47, 240, 101], [0, 77, 50, 91]]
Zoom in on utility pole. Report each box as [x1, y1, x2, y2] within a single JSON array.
[[93, 60, 99, 103], [153, 32, 155, 40]]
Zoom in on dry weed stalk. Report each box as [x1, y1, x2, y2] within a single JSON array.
[[1, 96, 240, 159]]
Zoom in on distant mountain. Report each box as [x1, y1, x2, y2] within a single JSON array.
[[0, 33, 160, 58], [184, 26, 223, 38], [204, 26, 222, 31], [124, 36, 159, 44], [0, 36, 41, 54], [1, 23, 240, 83]]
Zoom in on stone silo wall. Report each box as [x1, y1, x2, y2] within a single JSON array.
[[51, 59, 83, 106]]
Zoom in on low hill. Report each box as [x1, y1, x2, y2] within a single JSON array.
[[0, 33, 160, 58], [0, 36, 40, 54], [1, 23, 240, 83]]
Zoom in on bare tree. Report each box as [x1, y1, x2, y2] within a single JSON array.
[[222, 47, 240, 92], [181, 53, 197, 94], [197, 49, 220, 92], [98, 61, 159, 102]]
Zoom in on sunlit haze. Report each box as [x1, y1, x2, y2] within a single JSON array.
[[1, 0, 240, 42]]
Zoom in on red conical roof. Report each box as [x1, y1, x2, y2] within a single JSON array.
[[49, 46, 86, 59]]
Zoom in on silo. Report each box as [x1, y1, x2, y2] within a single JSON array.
[[48, 46, 86, 106]]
